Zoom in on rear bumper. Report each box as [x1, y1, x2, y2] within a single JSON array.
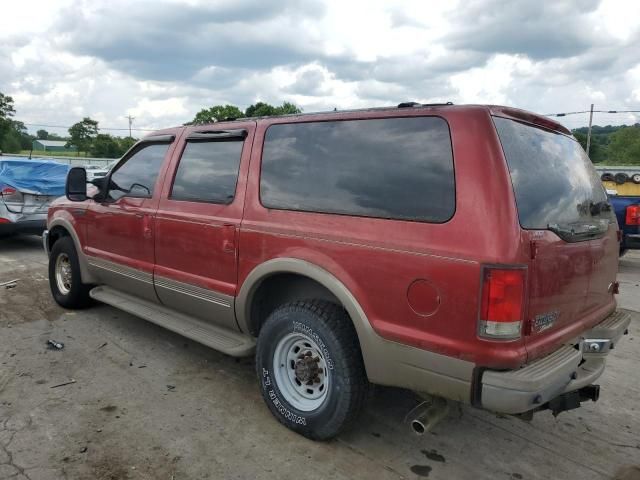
[[0, 219, 47, 236], [479, 309, 633, 414], [623, 233, 640, 250]]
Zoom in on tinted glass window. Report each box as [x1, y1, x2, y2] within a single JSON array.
[[171, 140, 243, 203], [494, 117, 611, 236], [260, 117, 455, 222], [109, 143, 169, 200]]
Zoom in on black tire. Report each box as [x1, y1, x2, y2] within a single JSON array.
[[48, 236, 92, 308], [632, 174, 640, 184], [615, 173, 629, 185], [256, 300, 368, 440], [601, 173, 614, 182]]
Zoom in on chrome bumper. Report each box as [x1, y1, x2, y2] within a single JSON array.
[[480, 309, 633, 414]]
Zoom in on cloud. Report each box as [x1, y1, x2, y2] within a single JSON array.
[[443, 0, 603, 59], [0, 0, 638, 137], [54, 0, 328, 81]]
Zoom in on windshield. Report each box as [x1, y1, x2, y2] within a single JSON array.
[[494, 117, 612, 240]]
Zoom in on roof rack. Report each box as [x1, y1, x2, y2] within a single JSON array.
[[398, 101, 454, 108]]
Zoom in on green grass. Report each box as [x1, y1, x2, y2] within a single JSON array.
[[19, 150, 90, 158]]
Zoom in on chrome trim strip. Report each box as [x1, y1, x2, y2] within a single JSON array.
[[88, 257, 153, 285], [154, 275, 232, 308], [42, 230, 50, 257]]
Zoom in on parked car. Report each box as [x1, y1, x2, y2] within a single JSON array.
[[43, 104, 632, 440], [607, 191, 640, 256], [0, 158, 69, 236], [84, 164, 110, 181]]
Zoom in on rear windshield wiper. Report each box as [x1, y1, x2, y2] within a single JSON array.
[[547, 222, 607, 242], [590, 200, 612, 215]]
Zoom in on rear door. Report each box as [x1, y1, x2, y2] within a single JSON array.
[[493, 117, 618, 359], [153, 122, 255, 330]]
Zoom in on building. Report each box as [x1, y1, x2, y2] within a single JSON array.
[[32, 140, 77, 152]]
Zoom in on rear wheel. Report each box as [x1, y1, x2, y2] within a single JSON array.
[[256, 300, 368, 440], [49, 236, 91, 308]]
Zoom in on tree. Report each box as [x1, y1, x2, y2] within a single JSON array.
[[189, 101, 302, 125], [608, 126, 640, 164], [244, 101, 302, 117], [89, 134, 137, 159], [37, 129, 49, 140], [190, 105, 245, 125], [0, 92, 16, 147], [67, 117, 99, 156], [573, 131, 606, 163], [90, 134, 120, 158]]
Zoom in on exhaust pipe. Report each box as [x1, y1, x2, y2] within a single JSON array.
[[409, 397, 450, 435]]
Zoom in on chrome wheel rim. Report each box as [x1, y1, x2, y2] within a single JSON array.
[[55, 253, 72, 295], [273, 332, 330, 412]]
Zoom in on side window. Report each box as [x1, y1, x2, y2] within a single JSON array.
[[109, 143, 169, 201], [170, 140, 243, 204], [260, 116, 455, 222]]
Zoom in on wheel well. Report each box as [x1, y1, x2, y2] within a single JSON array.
[[48, 226, 70, 250], [248, 273, 342, 336]]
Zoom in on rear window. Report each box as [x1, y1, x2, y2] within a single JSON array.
[[494, 117, 611, 235], [260, 116, 455, 222]]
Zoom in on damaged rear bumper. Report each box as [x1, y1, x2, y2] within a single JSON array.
[[479, 309, 633, 415]]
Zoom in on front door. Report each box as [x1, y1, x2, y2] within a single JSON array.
[[154, 123, 254, 329], [85, 136, 176, 302]]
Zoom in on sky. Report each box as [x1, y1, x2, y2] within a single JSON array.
[[1, 0, 639, 137]]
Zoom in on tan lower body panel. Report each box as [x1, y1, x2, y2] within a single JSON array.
[[87, 257, 157, 303], [90, 285, 255, 357], [154, 275, 236, 331]]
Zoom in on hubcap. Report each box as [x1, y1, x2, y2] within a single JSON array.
[[55, 253, 72, 295], [273, 332, 330, 411]]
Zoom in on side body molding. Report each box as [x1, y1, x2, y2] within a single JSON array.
[[235, 258, 475, 401]]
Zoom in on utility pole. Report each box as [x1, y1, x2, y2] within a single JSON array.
[[586, 104, 594, 156], [125, 114, 135, 138]]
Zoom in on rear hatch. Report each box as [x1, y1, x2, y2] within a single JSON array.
[[493, 115, 618, 361]]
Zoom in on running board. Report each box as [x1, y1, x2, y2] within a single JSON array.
[[89, 286, 255, 357]]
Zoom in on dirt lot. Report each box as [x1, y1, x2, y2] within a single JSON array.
[[0, 235, 639, 480]]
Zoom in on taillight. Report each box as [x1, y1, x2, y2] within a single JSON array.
[[625, 205, 640, 225], [0, 184, 22, 202], [479, 266, 526, 340]]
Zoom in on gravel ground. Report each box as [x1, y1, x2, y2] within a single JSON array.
[[0, 235, 638, 480]]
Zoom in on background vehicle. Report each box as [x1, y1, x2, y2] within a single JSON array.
[[44, 104, 631, 440], [84, 164, 110, 182], [0, 158, 69, 236], [608, 194, 640, 255]]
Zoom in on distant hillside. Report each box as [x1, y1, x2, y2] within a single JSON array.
[[571, 124, 640, 165]]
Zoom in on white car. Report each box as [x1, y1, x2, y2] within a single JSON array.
[[84, 164, 110, 181]]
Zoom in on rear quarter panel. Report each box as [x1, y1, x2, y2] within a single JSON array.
[[239, 107, 528, 368]]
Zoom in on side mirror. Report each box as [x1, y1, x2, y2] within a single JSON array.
[[66, 167, 88, 202]]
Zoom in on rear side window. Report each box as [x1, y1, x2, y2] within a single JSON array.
[[494, 117, 610, 232], [260, 116, 455, 222], [171, 140, 243, 204]]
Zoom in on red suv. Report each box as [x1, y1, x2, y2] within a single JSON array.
[[44, 103, 632, 440]]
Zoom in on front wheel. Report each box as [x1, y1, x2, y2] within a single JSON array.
[[256, 300, 368, 440], [48, 236, 92, 308]]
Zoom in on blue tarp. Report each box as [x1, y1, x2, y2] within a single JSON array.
[[0, 158, 70, 196]]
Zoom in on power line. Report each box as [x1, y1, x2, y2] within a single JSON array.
[[545, 109, 640, 117], [20, 122, 157, 132]]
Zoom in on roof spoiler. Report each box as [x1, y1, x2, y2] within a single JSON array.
[[489, 106, 572, 136]]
